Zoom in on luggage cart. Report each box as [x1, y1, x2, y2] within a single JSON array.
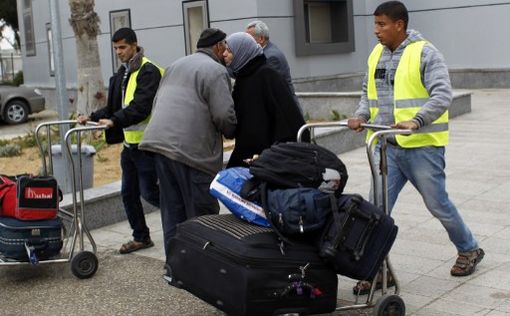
[[0, 120, 107, 279], [297, 122, 410, 316]]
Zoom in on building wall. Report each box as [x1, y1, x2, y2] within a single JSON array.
[[16, 0, 510, 110], [297, 0, 510, 91]]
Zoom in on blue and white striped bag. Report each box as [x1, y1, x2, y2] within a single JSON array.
[[210, 167, 270, 227]]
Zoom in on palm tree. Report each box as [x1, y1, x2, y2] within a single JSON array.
[[68, 0, 105, 115]]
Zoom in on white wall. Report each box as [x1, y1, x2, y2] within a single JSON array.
[[17, 0, 510, 93]]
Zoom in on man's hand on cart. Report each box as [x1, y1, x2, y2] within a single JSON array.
[[391, 120, 419, 131], [77, 114, 89, 125], [347, 117, 367, 132], [97, 119, 114, 128]]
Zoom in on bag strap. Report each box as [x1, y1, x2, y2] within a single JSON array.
[[259, 182, 295, 250], [350, 197, 380, 260], [332, 195, 381, 260]]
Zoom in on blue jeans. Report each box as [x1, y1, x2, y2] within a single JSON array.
[[374, 144, 478, 253], [121, 146, 160, 242], [154, 154, 219, 262]]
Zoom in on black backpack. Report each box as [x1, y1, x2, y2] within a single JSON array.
[[248, 142, 348, 196]]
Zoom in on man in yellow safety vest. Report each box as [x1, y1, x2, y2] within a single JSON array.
[[348, 1, 484, 294], [78, 28, 163, 255]]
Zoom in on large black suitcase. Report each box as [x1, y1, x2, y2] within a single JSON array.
[[168, 214, 338, 316], [0, 216, 63, 261], [318, 194, 398, 281]]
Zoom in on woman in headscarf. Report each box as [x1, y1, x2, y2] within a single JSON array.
[[224, 32, 306, 168]]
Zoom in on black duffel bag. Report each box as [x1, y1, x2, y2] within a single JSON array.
[[248, 142, 348, 196]]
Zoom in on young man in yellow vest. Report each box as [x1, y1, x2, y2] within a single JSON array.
[[348, 1, 484, 294], [78, 28, 163, 254]]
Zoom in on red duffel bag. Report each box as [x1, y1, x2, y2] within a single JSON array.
[[0, 175, 16, 217], [0, 175, 59, 220]]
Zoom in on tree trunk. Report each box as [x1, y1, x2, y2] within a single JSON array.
[[68, 0, 106, 115]]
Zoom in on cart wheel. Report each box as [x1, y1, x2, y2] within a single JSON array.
[[71, 251, 98, 279], [373, 294, 405, 316]]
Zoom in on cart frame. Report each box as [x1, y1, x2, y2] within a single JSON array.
[[297, 121, 411, 315], [0, 120, 107, 279]]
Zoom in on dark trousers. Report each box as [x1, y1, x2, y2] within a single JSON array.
[[154, 154, 219, 262], [121, 146, 160, 242]]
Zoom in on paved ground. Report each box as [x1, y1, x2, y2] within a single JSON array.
[[2, 89, 510, 315], [0, 109, 58, 140]]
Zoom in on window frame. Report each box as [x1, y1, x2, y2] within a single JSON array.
[[109, 9, 132, 73], [22, 0, 36, 56], [182, 0, 210, 55], [293, 0, 354, 56], [46, 23, 55, 76]]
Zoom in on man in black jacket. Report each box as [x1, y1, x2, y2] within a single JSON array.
[[78, 28, 163, 254]]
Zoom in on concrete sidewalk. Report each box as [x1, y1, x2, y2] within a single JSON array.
[[90, 89, 510, 315], [2, 89, 509, 315]]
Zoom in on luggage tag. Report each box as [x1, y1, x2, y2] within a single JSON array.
[[24, 242, 39, 265]]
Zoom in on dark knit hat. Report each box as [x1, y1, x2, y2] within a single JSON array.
[[196, 28, 227, 48]]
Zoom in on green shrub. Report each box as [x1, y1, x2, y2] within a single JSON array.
[[15, 131, 38, 149], [12, 71, 23, 86], [329, 110, 346, 121], [330, 110, 340, 121], [0, 144, 22, 157]]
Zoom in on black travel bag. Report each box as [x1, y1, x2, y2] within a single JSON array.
[[317, 194, 398, 281], [0, 216, 63, 262], [168, 214, 338, 316], [248, 142, 349, 196]]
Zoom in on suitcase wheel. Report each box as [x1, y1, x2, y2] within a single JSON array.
[[71, 251, 98, 279], [373, 294, 405, 316]]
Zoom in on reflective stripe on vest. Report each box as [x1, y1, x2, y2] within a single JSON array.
[[366, 41, 449, 148], [123, 57, 165, 144]]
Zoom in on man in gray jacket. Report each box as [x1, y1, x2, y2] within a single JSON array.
[[139, 28, 236, 277]]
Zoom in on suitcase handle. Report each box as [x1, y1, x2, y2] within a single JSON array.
[[325, 195, 380, 261], [24, 240, 50, 265]]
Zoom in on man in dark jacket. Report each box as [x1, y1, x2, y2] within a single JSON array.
[[78, 28, 163, 254], [245, 20, 301, 112]]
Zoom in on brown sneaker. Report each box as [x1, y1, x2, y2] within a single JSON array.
[[450, 248, 485, 277], [119, 239, 154, 254]]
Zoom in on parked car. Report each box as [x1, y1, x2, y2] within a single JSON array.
[[0, 85, 45, 124]]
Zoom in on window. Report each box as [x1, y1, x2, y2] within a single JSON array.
[[109, 9, 131, 72], [183, 0, 209, 55], [46, 23, 55, 76], [22, 0, 36, 56], [294, 0, 354, 56]]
